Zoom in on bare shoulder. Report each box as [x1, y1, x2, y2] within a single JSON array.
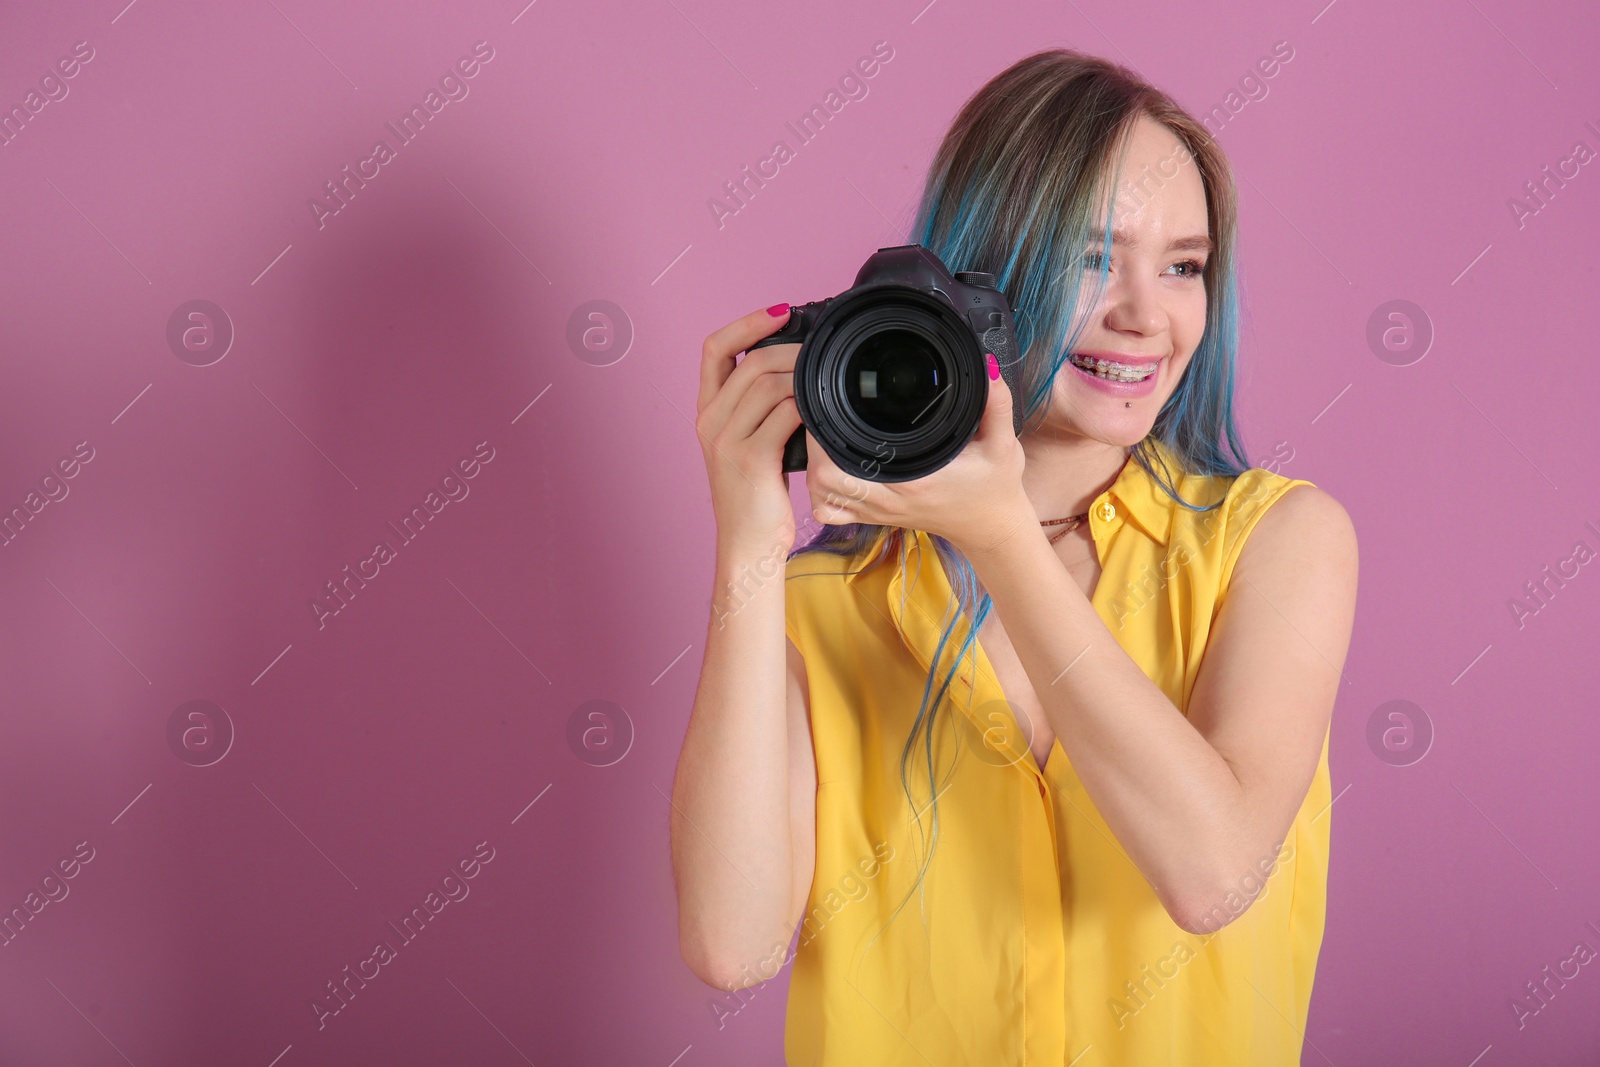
[[1235, 481, 1358, 582]]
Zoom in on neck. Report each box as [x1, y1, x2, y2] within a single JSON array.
[[1019, 425, 1134, 521]]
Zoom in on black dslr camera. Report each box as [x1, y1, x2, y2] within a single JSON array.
[[749, 244, 1022, 482]]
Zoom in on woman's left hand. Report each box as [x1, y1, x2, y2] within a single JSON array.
[[805, 352, 1035, 559]]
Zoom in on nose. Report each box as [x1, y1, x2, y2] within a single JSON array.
[[1102, 268, 1167, 338]]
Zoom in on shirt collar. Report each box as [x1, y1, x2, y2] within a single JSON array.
[[1095, 436, 1179, 549]]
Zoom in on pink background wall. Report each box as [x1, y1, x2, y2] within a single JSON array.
[[2, 0, 1597, 1063]]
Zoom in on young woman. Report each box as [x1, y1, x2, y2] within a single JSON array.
[[671, 48, 1358, 1065]]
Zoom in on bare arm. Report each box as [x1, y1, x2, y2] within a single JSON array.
[[797, 351, 1356, 934], [966, 482, 1357, 934], [669, 305, 819, 989], [670, 565, 818, 988]]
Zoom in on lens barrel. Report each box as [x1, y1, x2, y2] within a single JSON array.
[[749, 245, 1020, 482], [793, 288, 986, 482]]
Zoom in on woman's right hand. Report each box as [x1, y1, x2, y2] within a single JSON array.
[[695, 303, 804, 558]]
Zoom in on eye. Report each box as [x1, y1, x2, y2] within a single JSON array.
[[1168, 258, 1207, 279], [1082, 251, 1108, 271]]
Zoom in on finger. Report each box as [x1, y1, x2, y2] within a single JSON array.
[[696, 340, 800, 446], [803, 429, 843, 501], [804, 428, 838, 480], [720, 369, 795, 444], [972, 351, 1017, 443], [749, 393, 803, 453], [696, 304, 793, 414], [805, 430, 877, 513]]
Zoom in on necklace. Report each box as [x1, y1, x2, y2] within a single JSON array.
[[1039, 511, 1090, 545]]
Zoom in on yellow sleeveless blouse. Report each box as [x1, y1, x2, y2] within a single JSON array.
[[782, 438, 1328, 1065]]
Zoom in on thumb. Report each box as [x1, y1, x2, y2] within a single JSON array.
[[975, 351, 1016, 442]]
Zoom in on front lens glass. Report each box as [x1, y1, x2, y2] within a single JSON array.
[[843, 328, 947, 434]]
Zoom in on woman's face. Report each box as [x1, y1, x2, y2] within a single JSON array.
[[1041, 114, 1213, 448]]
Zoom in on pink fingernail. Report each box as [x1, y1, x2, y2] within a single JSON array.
[[986, 353, 999, 380], [767, 302, 790, 317]]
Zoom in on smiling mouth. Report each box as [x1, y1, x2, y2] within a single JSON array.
[[1068, 353, 1158, 383]]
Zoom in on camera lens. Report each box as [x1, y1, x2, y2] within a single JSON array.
[[789, 285, 989, 482], [843, 328, 947, 435]]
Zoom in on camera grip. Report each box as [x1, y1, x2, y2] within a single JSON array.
[[782, 427, 807, 474]]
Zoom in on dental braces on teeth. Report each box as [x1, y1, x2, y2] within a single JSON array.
[[1069, 354, 1155, 383]]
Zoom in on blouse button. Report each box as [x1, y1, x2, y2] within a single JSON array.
[[1098, 501, 1117, 521]]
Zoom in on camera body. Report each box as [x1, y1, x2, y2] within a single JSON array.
[[750, 244, 1022, 482]]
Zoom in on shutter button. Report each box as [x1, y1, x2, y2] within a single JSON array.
[[1098, 501, 1117, 521]]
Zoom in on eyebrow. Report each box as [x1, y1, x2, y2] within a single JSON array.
[[1095, 227, 1214, 254]]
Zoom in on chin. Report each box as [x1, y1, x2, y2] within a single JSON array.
[[1047, 396, 1162, 448], [1094, 419, 1157, 449]]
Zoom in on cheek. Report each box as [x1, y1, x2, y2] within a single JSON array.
[[1162, 356, 1196, 394], [1176, 297, 1208, 352]]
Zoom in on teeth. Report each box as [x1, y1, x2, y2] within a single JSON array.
[[1071, 354, 1154, 382]]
